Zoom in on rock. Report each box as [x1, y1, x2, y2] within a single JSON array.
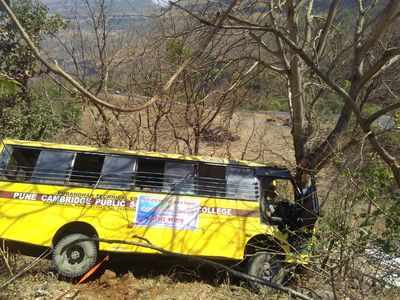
[[366, 247, 400, 287], [265, 117, 276, 122], [314, 289, 335, 300], [34, 288, 50, 298], [99, 270, 118, 286], [121, 272, 136, 283]]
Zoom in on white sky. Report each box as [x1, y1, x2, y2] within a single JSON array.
[[152, 0, 169, 7]]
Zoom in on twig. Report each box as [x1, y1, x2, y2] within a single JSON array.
[[0, 248, 52, 289], [0, 241, 14, 275], [329, 267, 338, 300]]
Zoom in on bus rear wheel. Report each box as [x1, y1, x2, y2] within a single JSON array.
[[246, 252, 286, 293], [52, 233, 98, 279]]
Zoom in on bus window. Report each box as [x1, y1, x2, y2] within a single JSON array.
[[262, 178, 295, 204], [31, 150, 74, 184], [70, 153, 105, 186], [274, 179, 295, 203], [163, 162, 195, 194], [98, 155, 136, 189], [197, 164, 226, 197], [0, 145, 12, 178], [135, 158, 165, 192], [1, 147, 40, 181], [226, 167, 258, 200]]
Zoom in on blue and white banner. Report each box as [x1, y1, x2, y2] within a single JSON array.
[[135, 195, 200, 230]]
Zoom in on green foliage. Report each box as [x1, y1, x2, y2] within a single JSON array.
[[59, 99, 81, 126], [0, 1, 70, 141], [379, 197, 400, 253], [165, 39, 192, 64], [313, 155, 400, 299], [395, 111, 400, 128], [363, 103, 382, 116], [0, 0, 65, 84], [352, 159, 400, 254], [314, 94, 343, 116], [0, 75, 21, 96], [0, 93, 62, 140], [241, 95, 289, 112], [357, 159, 393, 199], [266, 96, 289, 112]]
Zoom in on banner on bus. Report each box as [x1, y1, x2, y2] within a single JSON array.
[[135, 195, 200, 230]]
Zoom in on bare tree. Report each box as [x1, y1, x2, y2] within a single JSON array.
[[172, 0, 400, 186], [121, 8, 261, 154]]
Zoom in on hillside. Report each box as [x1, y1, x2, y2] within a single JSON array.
[[41, 0, 156, 15]]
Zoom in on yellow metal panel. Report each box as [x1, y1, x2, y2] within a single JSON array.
[[0, 181, 263, 259]]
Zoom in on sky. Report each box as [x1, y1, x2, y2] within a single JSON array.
[[152, 0, 169, 7]]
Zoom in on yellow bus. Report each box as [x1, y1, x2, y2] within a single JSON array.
[[0, 139, 319, 285]]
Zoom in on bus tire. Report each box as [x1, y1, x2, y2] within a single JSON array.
[[246, 252, 285, 293], [52, 233, 98, 279]]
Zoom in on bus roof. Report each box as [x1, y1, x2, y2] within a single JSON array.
[[2, 139, 285, 169]]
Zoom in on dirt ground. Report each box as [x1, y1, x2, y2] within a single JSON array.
[[2, 254, 399, 300], [0, 255, 288, 300]]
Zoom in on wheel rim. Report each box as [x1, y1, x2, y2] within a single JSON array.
[[66, 245, 85, 264], [259, 260, 273, 281]]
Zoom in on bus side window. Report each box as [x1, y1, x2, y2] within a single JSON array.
[[226, 167, 258, 201], [274, 179, 295, 203], [197, 164, 226, 197], [1, 147, 40, 181], [31, 150, 74, 184], [0, 145, 12, 179], [135, 158, 165, 192], [163, 162, 195, 194], [70, 153, 105, 186], [98, 155, 136, 190]]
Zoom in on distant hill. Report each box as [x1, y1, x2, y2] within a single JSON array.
[[163, 0, 382, 14], [314, 0, 356, 10], [314, 0, 387, 11], [41, 0, 156, 15]]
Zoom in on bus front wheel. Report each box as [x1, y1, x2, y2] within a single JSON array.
[[52, 233, 98, 279], [246, 252, 285, 292]]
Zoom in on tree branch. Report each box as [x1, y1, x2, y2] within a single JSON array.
[[316, 0, 340, 58], [358, 0, 400, 58], [366, 102, 400, 126], [358, 48, 400, 90]]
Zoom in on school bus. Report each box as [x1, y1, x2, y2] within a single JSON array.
[[0, 139, 319, 285]]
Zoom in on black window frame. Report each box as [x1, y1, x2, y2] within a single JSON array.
[[0, 146, 41, 182], [70, 152, 105, 186], [196, 163, 227, 198], [135, 158, 166, 192]]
